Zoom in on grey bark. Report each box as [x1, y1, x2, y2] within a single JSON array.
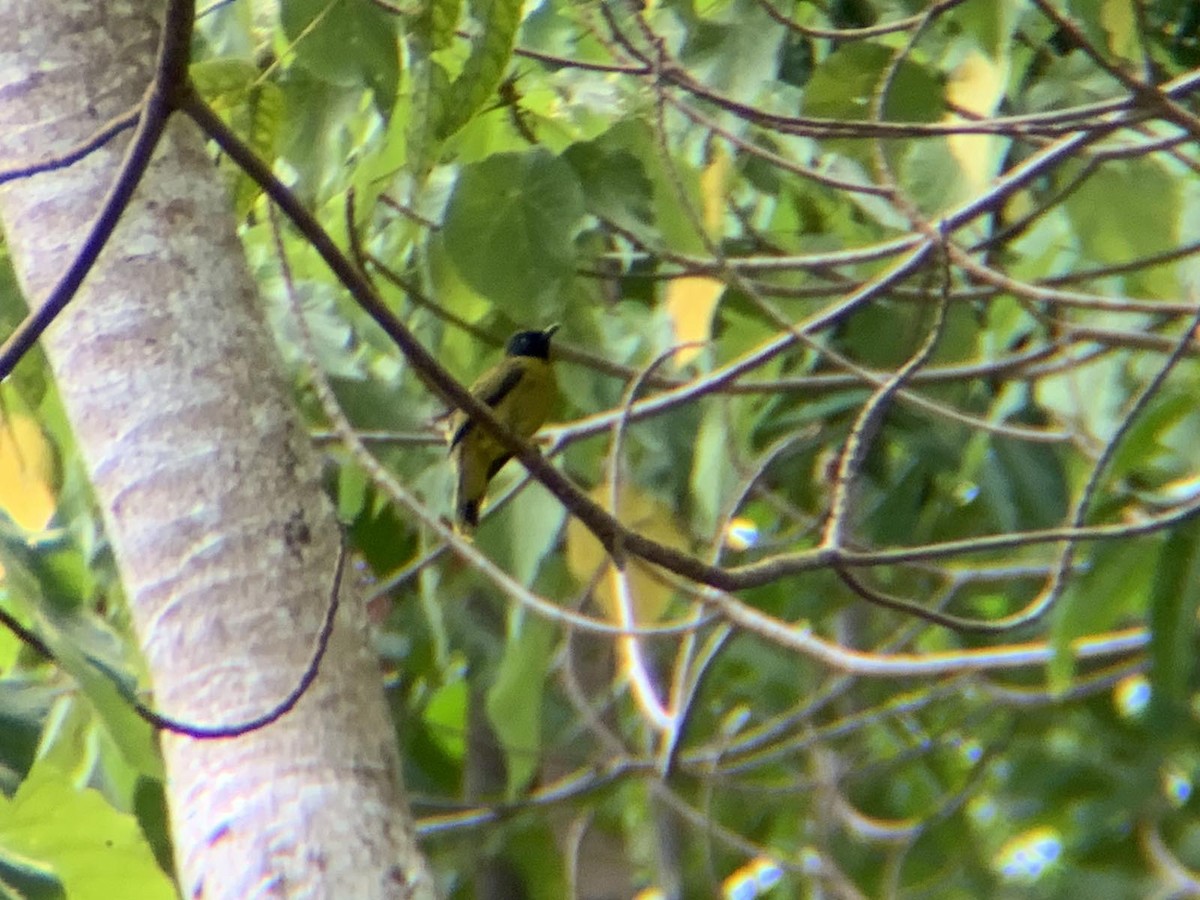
[[0, 2, 435, 897]]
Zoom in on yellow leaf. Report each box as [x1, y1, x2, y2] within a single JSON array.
[[944, 51, 1007, 193], [665, 275, 724, 367], [660, 147, 730, 366], [566, 483, 687, 624], [0, 413, 57, 532], [1101, 0, 1137, 61], [946, 51, 1004, 116], [699, 144, 731, 239]]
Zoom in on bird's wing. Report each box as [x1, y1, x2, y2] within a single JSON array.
[[449, 365, 526, 450]]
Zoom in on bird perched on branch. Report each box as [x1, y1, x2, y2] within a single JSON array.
[[449, 324, 559, 531]]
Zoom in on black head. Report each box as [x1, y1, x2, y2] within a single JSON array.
[[504, 324, 559, 360]]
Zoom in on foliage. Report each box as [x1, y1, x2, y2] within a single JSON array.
[[5, 0, 1200, 896]]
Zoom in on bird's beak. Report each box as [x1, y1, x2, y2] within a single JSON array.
[[543, 323, 560, 339]]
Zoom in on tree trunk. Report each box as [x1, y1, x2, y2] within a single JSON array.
[[0, 2, 435, 897]]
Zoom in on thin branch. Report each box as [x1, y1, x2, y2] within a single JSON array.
[[0, 107, 140, 185], [129, 527, 348, 738]]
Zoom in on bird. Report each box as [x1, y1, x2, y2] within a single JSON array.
[[449, 324, 559, 531]]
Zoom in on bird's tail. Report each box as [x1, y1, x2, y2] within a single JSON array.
[[454, 450, 487, 532], [456, 497, 481, 532], [454, 448, 514, 532]]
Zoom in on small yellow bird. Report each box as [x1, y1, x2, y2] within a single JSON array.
[[449, 325, 559, 531]]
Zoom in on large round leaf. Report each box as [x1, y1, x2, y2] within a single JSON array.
[[442, 150, 584, 314], [280, 0, 398, 113]]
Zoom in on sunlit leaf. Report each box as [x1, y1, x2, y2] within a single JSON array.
[[1100, 0, 1138, 60], [438, 0, 523, 140], [664, 276, 723, 367], [0, 413, 56, 532], [423, 676, 468, 761], [944, 51, 1007, 193], [0, 759, 175, 900]]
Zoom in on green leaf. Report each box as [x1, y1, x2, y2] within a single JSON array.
[[1100, 0, 1138, 60], [1106, 388, 1193, 485], [438, 0, 523, 140], [337, 461, 370, 522], [0, 759, 175, 900], [492, 480, 566, 587], [898, 137, 970, 216], [423, 677, 468, 761], [562, 143, 654, 232], [275, 66, 367, 197], [505, 822, 568, 900], [944, 0, 1021, 56], [232, 81, 285, 217], [0, 532, 160, 779], [0, 681, 56, 794], [406, 54, 450, 179], [690, 402, 729, 537], [1065, 160, 1181, 297], [442, 150, 584, 312], [404, 4, 452, 179], [1051, 535, 1160, 690], [429, 0, 462, 50], [1065, 0, 1127, 59], [280, 0, 399, 114], [192, 60, 287, 218], [977, 435, 1068, 533], [32, 625, 161, 781], [190, 58, 258, 101], [1147, 519, 1200, 732], [803, 43, 944, 124], [486, 614, 554, 796]]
